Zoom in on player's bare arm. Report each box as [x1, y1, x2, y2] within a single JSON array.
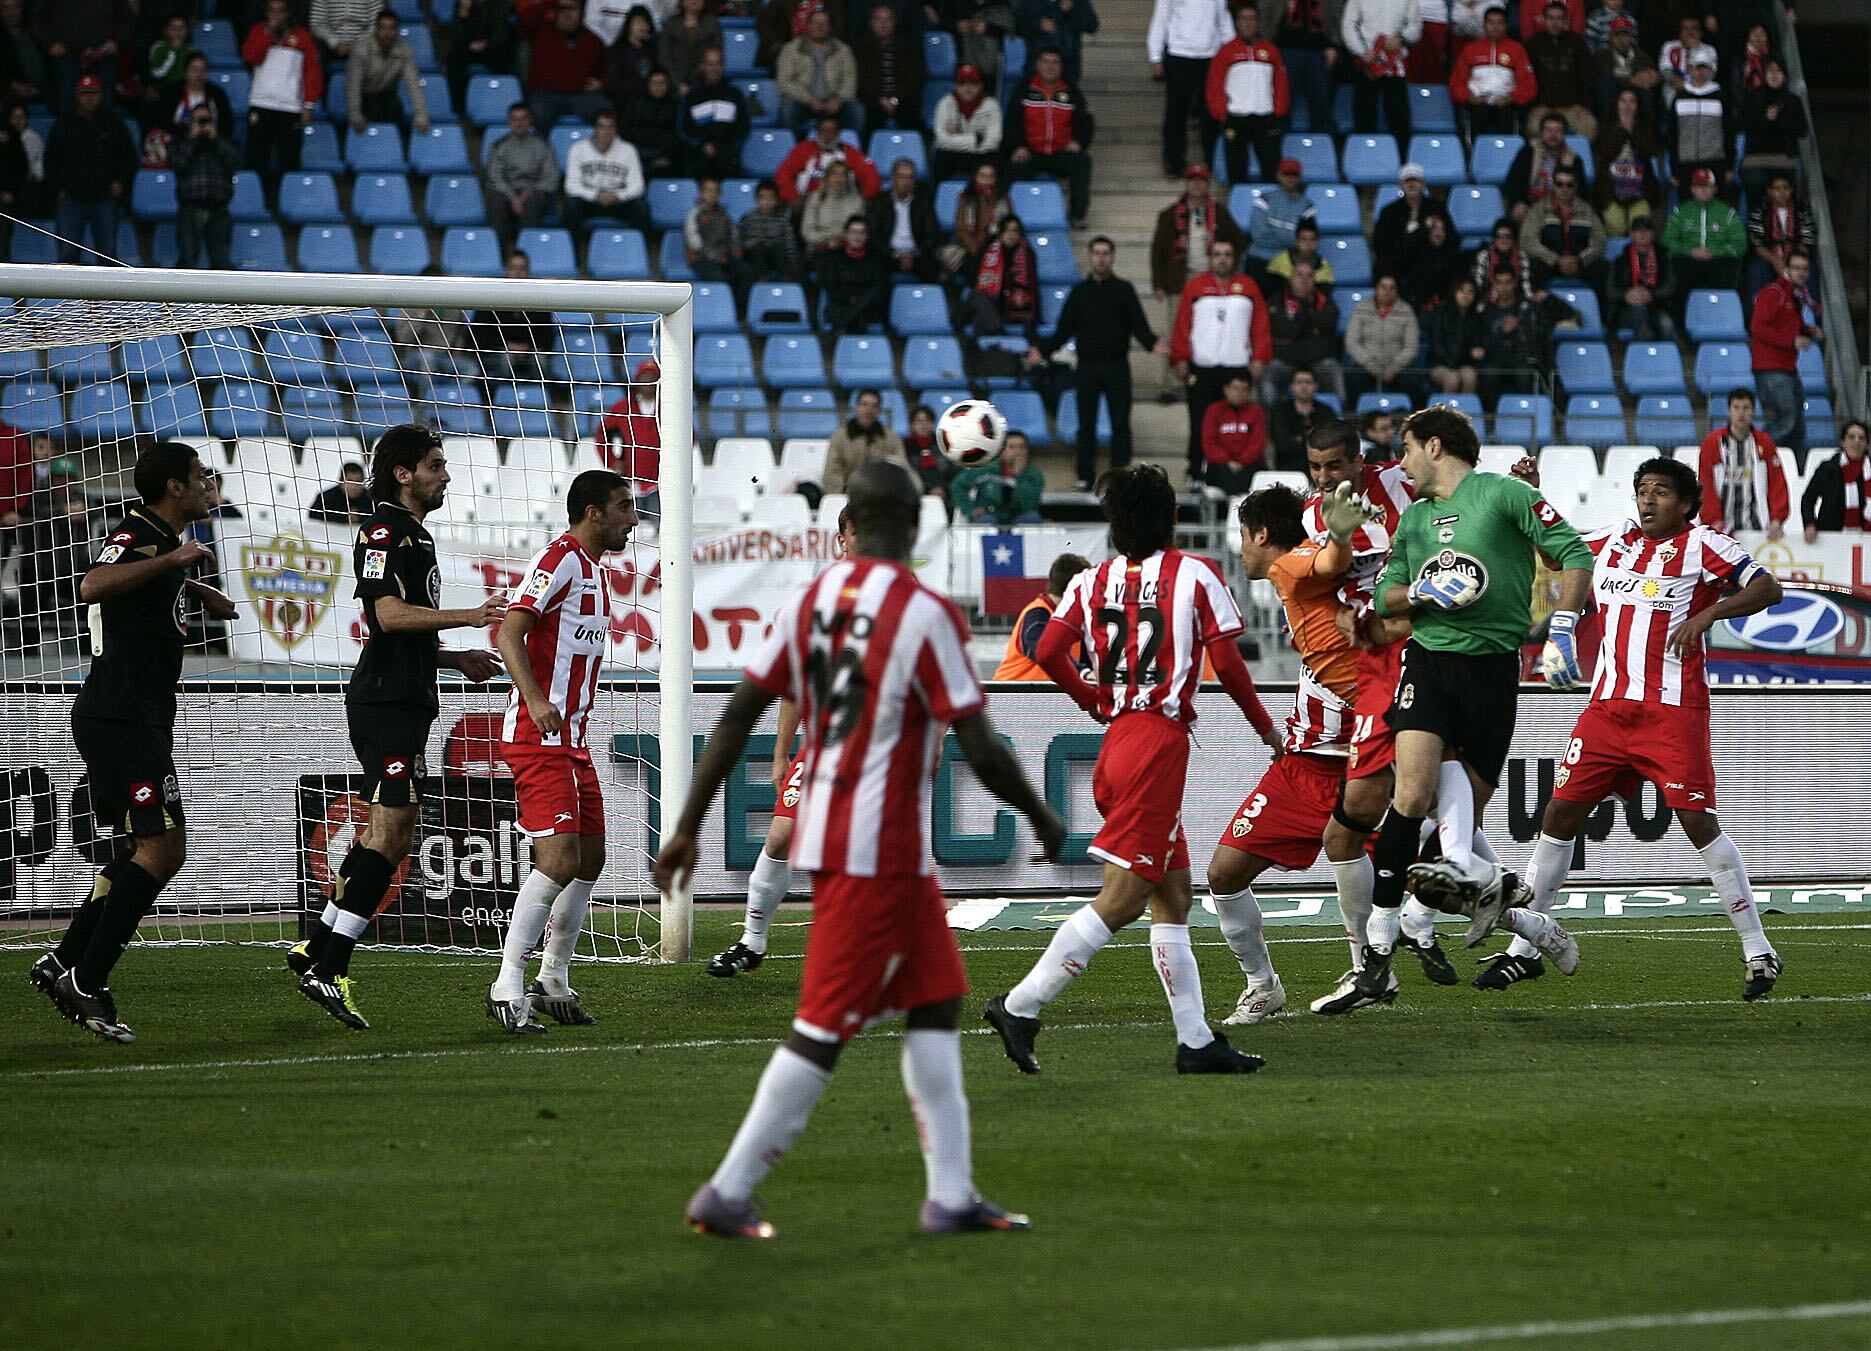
[[79, 538, 211, 602], [373, 592, 505, 633], [655, 679, 778, 891], [771, 697, 801, 789], [182, 577, 239, 621], [495, 606, 561, 733], [953, 711, 1066, 861], [1666, 569, 1783, 659], [1035, 619, 1102, 719], [440, 649, 502, 681]]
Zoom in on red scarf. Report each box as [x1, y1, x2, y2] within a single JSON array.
[[1762, 204, 1798, 257], [1168, 194, 1213, 268], [1742, 47, 1768, 91], [953, 89, 983, 119], [1625, 242, 1658, 288], [1486, 242, 1522, 279], [907, 432, 939, 470], [1841, 453, 1864, 529], [843, 237, 870, 260], [977, 239, 1036, 317], [1280, 288, 1323, 319]]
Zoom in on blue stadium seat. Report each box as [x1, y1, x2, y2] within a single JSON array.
[[549, 122, 592, 166], [335, 333, 405, 392], [490, 383, 553, 438], [356, 393, 419, 441], [1008, 180, 1067, 230], [278, 172, 343, 224], [194, 19, 240, 68], [1405, 135, 1465, 184], [1493, 393, 1553, 445], [720, 177, 759, 220], [1000, 37, 1026, 101], [280, 385, 346, 440], [71, 381, 135, 440], [647, 178, 699, 232], [890, 285, 950, 335], [298, 226, 362, 273], [325, 71, 350, 120], [1030, 232, 1077, 283], [137, 382, 208, 438], [721, 27, 760, 76], [1633, 396, 1700, 446], [208, 380, 279, 438], [347, 123, 407, 173], [695, 334, 757, 388], [1805, 396, 1837, 447], [972, 335, 1028, 389], [920, 388, 970, 419], [410, 124, 472, 175], [1054, 388, 1113, 446], [145, 220, 186, 265], [924, 31, 957, 79], [1307, 183, 1360, 234], [550, 328, 620, 385], [131, 169, 176, 221], [1684, 288, 1747, 342], [707, 386, 771, 439], [1694, 342, 1752, 395], [441, 226, 502, 276], [868, 130, 929, 180], [761, 336, 827, 388], [587, 228, 651, 279], [466, 75, 522, 127], [1280, 134, 1336, 182], [1564, 394, 1626, 447], [993, 390, 1048, 443], [1623, 343, 1686, 395], [423, 174, 485, 226], [353, 173, 418, 226], [48, 344, 112, 385], [430, 379, 493, 435], [741, 129, 795, 179], [1470, 136, 1517, 185], [516, 227, 577, 278], [934, 178, 966, 223], [1227, 184, 1263, 224], [776, 388, 841, 439], [299, 123, 344, 173], [1341, 135, 1400, 186], [229, 171, 269, 222], [1356, 391, 1415, 416], [189, 329, 258, 381], [693, 282, 737, 332], [1555, 341, 1615, 394], [209, 69, 249, 117], [0, 347, 37, 381], [120, 335, 188, 384], [831, 335, 894, 388], [1409, 83, 1457, 132], [657, 230, 693, 281], [1333, 288, 1368, 333], [1428, 392, 1484, 419], [902, 337, 966, 388], [399, 23, 439, 72], [404, 74, 455, 123], [259, 327, 329, 386], [1321, 235, 1372, 285], [232, 223, 290, 270], [8, 218, 57, 264], [1, 378, 59, 432], [1565, 133, 1593, 181], [369, 226, 430, 274], [1038, 285, 1070, 336], [737, 78, 777, 127], [1548, 287, 1603, 339], [747, 283, 811, 335], [1447, 185, 1504, 239]]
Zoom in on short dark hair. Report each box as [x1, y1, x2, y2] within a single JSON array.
[[1399, 405, 1481, 465], [1491, 217, 1516, 235], [369, 422, 443, 502], [1048, 552, 1090, 595], [1306, 417, 1361, 460], [1727, 386, 1756, 407], [1552, 166, 1580, 184], [1089, 234, 1114, 251], [892, 156, 916, 174], [568, 469, 630, 524], [507, 247, 529, 264], [855, 387, 882, 404], [1361, 409, 1395, 434], [1294, 219, 1320, 237], [593, 106, 618, 124], [910, 403, 935, 421], [340, 461, 364, 478], [1541, 110, 1568, 129], [134, 441, 200, 505], [1634, 456, 1701, 516], [1484, 5, 1506, 17], [1786, 248, 1812, 266], [836, 503, 854, 533], [508, 100, 529, 116], [1097, 463, 1177, 559], [755, 178, 779, 196], [376, 9, 398, 24], [1236, 484, 1307, 550], [844, 212, 866, 228]]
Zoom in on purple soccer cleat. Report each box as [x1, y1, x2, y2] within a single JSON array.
[[685, 1184, 776, 1240], [918, 1195, 1032, 1235]]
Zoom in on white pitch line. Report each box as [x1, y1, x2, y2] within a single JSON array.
[[10, 995, 1869, 1082], [1178, 1298, 1871, 1351]]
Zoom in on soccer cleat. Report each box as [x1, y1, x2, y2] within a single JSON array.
[[1311, 964, 1400, 1015], [1463, 866, 1518, 948], [1351, 944, 1394, 1000], [1175, 1030, 1265, 1074], [705, 941, 765, 978], [526, 978, 598, 1025], [1531, 920, 1581, 976], [1472, 952, 1545, 990], [686, 1184, 776, 1240], [285, 940, 313, 977], [919, 1196, 1032, 1234], [1218, 976, 1286, 1026], [299, 971, 369, 1029], [983, 993, 1042, 1075], [27, 952, 66, 1002], [485, 989, 547, 1035], [1742, 952, 1782, 1001], [51, 970, 135, 1043], [1397, 931, 1461, 986]]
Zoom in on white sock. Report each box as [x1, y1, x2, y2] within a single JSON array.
[[1435, 761, 1477, 878], [901, 1028, 973, 1209], [1510, 833, 1572, 960], [1699, 832, 1774, 960], [1331, 856, 1374, 966], [317, 901, 340, 931], [333, 909, 370, 940], [710, 1045, 833, 1202], [494, 869, 562, 1000], [1212, 887, 1275, 985], [1366, 904, 1402, 954], [742, 848, 789, 954], [1149, 923, 1214, 1049], [1399, 897, 1439, 944], [1471, 829, 1500, 866], [1502, 906, 1556, 945], [537, 877, 595, 992], [1005, 905, 1112, 1018]]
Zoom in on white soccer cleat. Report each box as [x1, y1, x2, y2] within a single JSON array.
[[1309, 966, 1399, 1015], [1531, 920, 1581, 976], [1219, 976, 1286, 1026]]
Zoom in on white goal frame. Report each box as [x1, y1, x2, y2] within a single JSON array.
[[0, 263, 697, 962]]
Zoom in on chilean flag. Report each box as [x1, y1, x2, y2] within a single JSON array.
[[982, 532, 1046, 616]]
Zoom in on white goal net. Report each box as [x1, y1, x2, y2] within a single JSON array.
[[0, 264, 695, 963]]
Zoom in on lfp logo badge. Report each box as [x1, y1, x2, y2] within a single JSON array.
[[243, 533, 341, 652]]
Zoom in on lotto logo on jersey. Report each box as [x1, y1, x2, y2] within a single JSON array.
[[363, 549, 387, 579], [130, 781, 157, 805], [367, 525, 392, 544], [383, 757, 410, 779], [1534, 498, 1561, 527]]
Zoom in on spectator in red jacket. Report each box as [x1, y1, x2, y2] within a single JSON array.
[[599, 357, 663, 514], [1517, 0, 1580, 35], [1450, 6, 1536, 140], [1750, 249, 1821, 457], [525, 0, 608, 129], [1201, 372, 1269, 493], [1007, 48, 1093, 228], [774, 113, 880, 205], [1698, 387, 1787, 538], [243, 0, 323, 198], [1205, 6, 1288, 186], [1169, 236, 1273, 484]]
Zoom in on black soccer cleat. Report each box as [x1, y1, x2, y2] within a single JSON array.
[[1472, 952, 1545, 990], [1310, 965, 1399, 1015], [983, 993, 1042, 1075], [1398, 932, 1461, 986], [1175, 1030, 1265, 1075], [285, 940, 313, 978], [299, 971, 369, 1029], [919, 1196, 1032, 1234], [1742, 952, 1782, 1002], [28, 952, 66, 1002], [706, 941, 766, 979], [526, 978, 598, 1025], [485, 990, 548, 1035], [1351, 945, 1394, 1000], [52, 970, 135, 1043]]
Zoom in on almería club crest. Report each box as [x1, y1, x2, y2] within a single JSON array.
[[243, 533, 341, 651]]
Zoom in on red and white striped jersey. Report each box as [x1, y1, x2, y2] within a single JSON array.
[[1302, 460, 1415, 607], [1050, 548, 1243, 725], [500, 532, 610, 749], [745, 558, 984, 877], [1586, 520, 1762, 709]]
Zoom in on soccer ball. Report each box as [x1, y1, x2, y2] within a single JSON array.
[[935, 399, 1008, 468]]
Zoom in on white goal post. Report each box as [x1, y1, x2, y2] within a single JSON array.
[[0, 263, 696, 963]]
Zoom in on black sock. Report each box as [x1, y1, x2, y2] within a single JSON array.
[[315, 847, 395, 979], [1372, 812, 1425, 911], [72, 861, 164, 991], [53, 856, 130, 967]]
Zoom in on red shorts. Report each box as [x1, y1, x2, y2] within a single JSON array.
[[772, 749, 808, 822], [1348, 641, 1402, 780], [1088, 712, 1191, 884], [794, 871, 969, 1044], [1216, 752, 1346, 871], [501, 743, 606, 837], [1553, 699, 1717, 812]]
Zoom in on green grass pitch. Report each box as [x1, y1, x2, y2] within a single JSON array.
[[4, 911, 1868, 1351]]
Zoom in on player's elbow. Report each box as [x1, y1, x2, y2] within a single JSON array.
[[78, 574, 101, 604], [1757, 573, 1784, 606]]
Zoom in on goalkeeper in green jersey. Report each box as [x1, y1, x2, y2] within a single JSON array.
[[1352, 407, 1595, 1002]]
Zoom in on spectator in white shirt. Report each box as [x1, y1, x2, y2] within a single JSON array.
[[931, 63, 1002, 183], [1146, 0, 1231, 178], [563, 106, 647, 231]]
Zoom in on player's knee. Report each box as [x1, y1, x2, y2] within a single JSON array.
[[1206, 851, 1247, 895], [766, 817, 794, 861], [1677, 810, 1721, 849], [577, 839, 606, 881], [137, 830, 186, 881], [905, 997, 962, 1031]]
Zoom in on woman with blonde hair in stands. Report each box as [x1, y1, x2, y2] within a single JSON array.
[[799, 158, 864, 251]]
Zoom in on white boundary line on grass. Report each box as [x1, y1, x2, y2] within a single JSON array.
[[11, 993, 1869, 1082], [1180, 1298, 1871, 1351]]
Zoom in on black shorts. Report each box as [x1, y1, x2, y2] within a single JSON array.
[[1388, 642, 1522, 788], [346, 702, 434, 808], [72, 714, 184, 838]]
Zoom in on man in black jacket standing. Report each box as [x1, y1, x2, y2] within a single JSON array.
[[1026, 236, 1164, 490], [46, 73, 135, 264]]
